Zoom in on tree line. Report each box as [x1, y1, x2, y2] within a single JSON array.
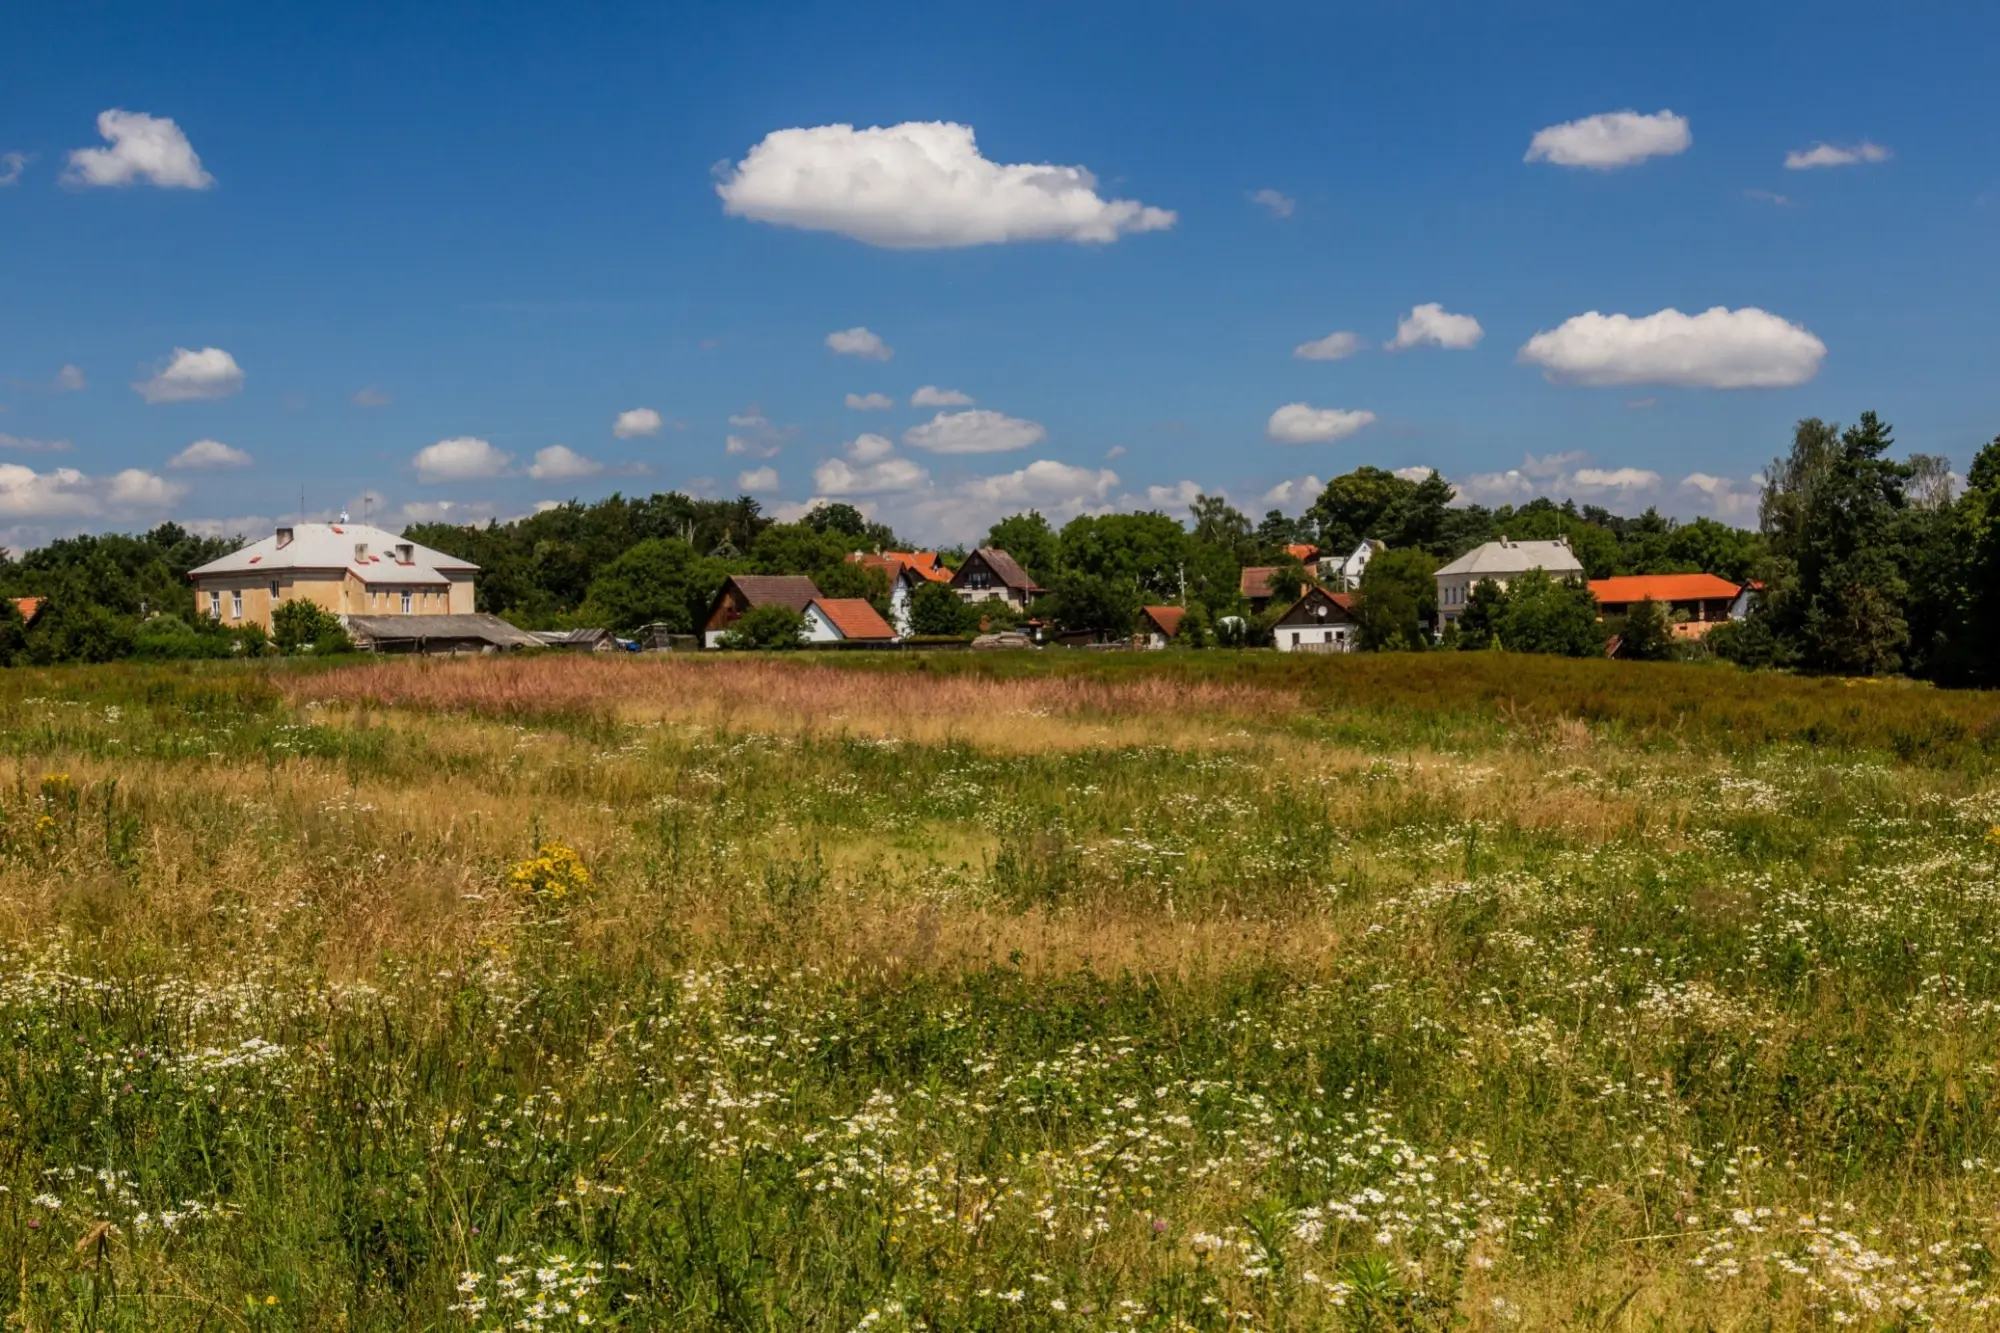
[[0, 412, 1989, 684]]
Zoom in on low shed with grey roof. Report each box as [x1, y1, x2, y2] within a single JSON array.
[[1435, 537, 1585, 626], [346, 613, 544, 654]]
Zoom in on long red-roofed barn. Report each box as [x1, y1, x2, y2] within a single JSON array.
[[1588, 573, 1743, 639]]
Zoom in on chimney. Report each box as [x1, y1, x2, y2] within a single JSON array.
[[354, 542, 369, 561], [275, 526, 294, 549]]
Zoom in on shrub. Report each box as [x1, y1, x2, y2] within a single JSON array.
[[272, 599, 347, 654], [719, 604, 806, 650]]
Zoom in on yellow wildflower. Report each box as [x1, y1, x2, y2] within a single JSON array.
[[507, 842, 593, 902]]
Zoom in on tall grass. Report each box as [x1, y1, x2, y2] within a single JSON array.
[[0, 654, 1994, 1327]]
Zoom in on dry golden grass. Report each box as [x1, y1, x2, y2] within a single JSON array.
[[286, 653, 1304, 750]]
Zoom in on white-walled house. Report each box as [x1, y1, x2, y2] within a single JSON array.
[[1273, 587, 1360, 652], [801, 597, 899, 644], [1434, 537, 1585, 627], [1322, 539, 1384, 591]]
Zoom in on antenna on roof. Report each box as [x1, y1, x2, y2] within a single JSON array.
[[339, 509, 350, 524]]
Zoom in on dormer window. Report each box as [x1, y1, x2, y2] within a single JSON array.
[[275, 526, 294, 549], [354, 542, 369, 561], [395, 543, 414, 564]]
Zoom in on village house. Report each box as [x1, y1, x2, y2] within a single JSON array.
[[1239, 565, 1317, 614], [951, 547, 1042, 608], [1321, 538, 1385, 591], [1588, 573, 1744, 639], [188, 522, 478, 632], [1434, 537, 1585, 627], [847, 550, 952, 635], [701, 574, 821, 647], [802, 597, 899, 645], [1139, 605, 1184, 649], [1273, 586, 1359, 652]]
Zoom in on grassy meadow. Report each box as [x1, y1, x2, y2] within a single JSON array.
[[2, 651, 2000, 1329]]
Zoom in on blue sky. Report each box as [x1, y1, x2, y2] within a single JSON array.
[[2, 0, 1997, 544]]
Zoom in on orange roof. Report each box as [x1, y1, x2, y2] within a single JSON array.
[[849, 550, 953, 583], [1142, 605, 1185, 637], [1588, 573, 1740, 604], [811, 597, 897, 641], [13, 597, 43, 624], [1285, 543, 1319, 562]]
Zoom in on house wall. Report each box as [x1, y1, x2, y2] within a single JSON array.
[[801, 604, 844, 643], [1276, 624, 1353, 652], [195, 571, 471, 631]]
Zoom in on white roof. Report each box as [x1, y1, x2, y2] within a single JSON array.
[[188, 522, 476, 587], [1434, 538, 1585, 580]]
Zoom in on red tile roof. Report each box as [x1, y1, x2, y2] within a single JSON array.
[[1141, 605, 1185, 637], [13, 597, 43, 624], [1588, 573, 1741, 604], [811, 597, 897, 641], [1285, 543, 1319, 563], [850, 551, 954, 584]]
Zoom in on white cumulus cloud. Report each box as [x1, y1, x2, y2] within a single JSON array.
[[1518, 306, 1826, 389], [814, 455, 929, 496], [1250, 188, 1295, 218], [1392, 466, 1437, 483], [107, 468, 186, 507], [64, 109, 213, 189], [0, 152, 25, 187], [847, 432, 896, 462], [911, 385, 975, 407], [1139, 479, 1204, 510], [1266, 403, 1377, 445], [825, 327, 894, 360], [1570, 466, 1663, 493], [134, 347, 244, 403], [168, 439, 252, 469], [613, 407, 664, 438], [0, 463, 183, 517], [959, 459, 1119, 507], [717, 121, 1175, 248], [528, 445, 603, 481], [1388, 303, 1483, 351], [737, 466, 779, 492], [1294, 331, 1363, 361], [845, 392, 895, 411], [414, 436, 512, 483], [903, 409, 1046, 455], [53, 364, 85, 392], [1785, 140, 1892, 170], [1262, 475, 1326, 508], [1525, 109, 1691, 170]]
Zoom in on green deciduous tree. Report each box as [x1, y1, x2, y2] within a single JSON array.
[[578, 537, 730, 633], [718, 604, 805, 650], [983, 512, 1059, 588], [1613, 598, 1678, 661], [1354, 547, 1438, 650], [1495, 570, 1603, 657], [908, 582, 980, 637]]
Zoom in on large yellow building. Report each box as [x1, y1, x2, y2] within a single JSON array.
[[188, 522, 478, 632]]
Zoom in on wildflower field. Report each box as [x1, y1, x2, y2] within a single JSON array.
[[4, 652, 2000, 1330]]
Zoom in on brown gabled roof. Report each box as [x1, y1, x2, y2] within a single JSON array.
[[1274, 586, 1358, 627], [1589, 573, 1740, 604], [1141, 605, 1185, 637], [1240, 566, 1278, 599], [963, 547, 1041, 592], [725, 574, 820, 612], [810, 597, 897, 641]]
